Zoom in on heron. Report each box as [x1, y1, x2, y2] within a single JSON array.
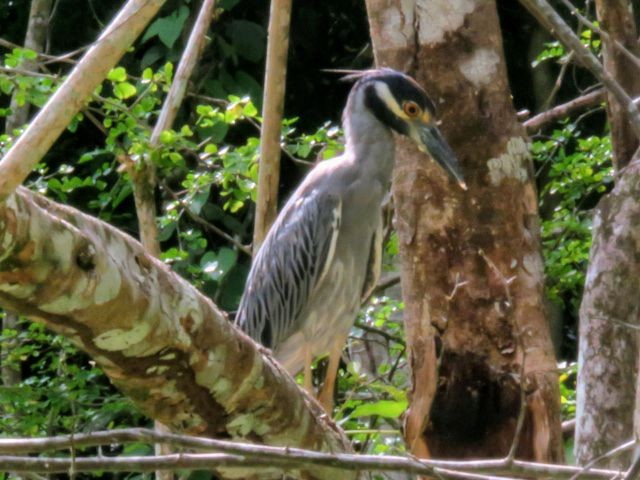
[[236, 68, 466, 411]]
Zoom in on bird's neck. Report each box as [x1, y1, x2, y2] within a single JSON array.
[[343, 106, 396, 185]]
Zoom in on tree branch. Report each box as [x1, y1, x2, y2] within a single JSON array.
[[0, 188, 353, 480], [523, 88, 605, 132], [0, 428, 628, 479], [150, 0, 216, 145]]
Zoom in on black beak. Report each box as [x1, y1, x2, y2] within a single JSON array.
[[416, 124, 467, 190]]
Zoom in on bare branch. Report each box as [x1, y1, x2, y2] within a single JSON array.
[[131, 0, 217, 255], [150, 0, 216, 145], [0, 428, 629, 479], [524, 88, 605, 132]]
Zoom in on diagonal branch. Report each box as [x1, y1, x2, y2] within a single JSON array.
[[557, 0, 640, 72], [0, 187, 353, 480]]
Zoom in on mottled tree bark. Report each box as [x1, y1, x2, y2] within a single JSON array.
[[366, 0, 562, 461], [577, 160, 640, 471], [576, 0, 640, 469], [0, 187, 352, 480]]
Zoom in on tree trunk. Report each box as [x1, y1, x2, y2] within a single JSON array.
[[0, 187, 353, 480], [366, 0, 563, 461], [576, 0, 640, 468], [577, 159, 640, 471]]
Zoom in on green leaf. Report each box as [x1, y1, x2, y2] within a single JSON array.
[[350, 399, 408, 419], [142, 67, 154, 82], [204, 144, 218, 154], [189, 190, 210, 215], [107, 67, 127, 82], [142, 6, 190, 49], [226, 20, 266, 62], [180, 125, 194, 137], [201, 248, 238, 281], [159, 130, 176, 144], [243, 101, 258, 117], [114, 82, 137, 99]]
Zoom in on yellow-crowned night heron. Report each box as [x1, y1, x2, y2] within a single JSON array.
[[236, 68, 465, 410]]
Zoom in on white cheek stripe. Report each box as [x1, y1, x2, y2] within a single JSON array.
[[373, 81, 408, 120]]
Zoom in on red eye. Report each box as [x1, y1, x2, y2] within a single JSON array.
[[403, 101, 421, 117]]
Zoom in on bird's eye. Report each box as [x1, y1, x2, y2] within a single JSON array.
[[403, 101, 421, 118]]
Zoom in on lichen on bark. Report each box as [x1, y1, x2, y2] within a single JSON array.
[[0, 187, 353, 479]]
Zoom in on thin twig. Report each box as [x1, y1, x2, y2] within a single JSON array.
[[445, 272, 469, 301], [0, 37, 86, 65], [0, 428, 627, 479], [353, 320, 406, 347], [569, 440, 635, 480], [161, 180, 251, 255], [0, 66, 57, 79], [478, 249, 515, 305], [543, 50, 574, 110], [506, 328, 528, 462]]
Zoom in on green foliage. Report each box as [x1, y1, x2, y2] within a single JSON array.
[[332, 296, 409, 454], [533, 125, 613, 312], [0, 48, 56, 127], [142, 5, 190, 49], [0, 317, 145, 436], [558, 362, 577, 420], [532, 17, 600, 69]]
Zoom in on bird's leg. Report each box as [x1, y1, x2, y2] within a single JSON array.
[[317, 335, 346, 414], [304, 342, 313, 393]]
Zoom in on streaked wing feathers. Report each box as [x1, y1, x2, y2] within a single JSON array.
[[235, 190, 342, 349]]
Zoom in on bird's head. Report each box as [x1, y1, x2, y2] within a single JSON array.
[[346, 68, 466, 190]]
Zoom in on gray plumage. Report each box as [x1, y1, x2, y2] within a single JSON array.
[[236, 69, 464, 378]]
